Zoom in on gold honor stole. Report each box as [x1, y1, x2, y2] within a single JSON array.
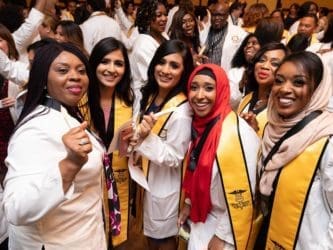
[[79, 96, 132, 246], [133, 93, 187, 234], [265, 137, 328, 249], [141, 93, 187, 176], [237, 92, 267, 137], [109, 97, 132, 246], [216, 112, 255, 249]]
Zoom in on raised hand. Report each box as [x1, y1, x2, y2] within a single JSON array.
[[62, 121, 92, 168]]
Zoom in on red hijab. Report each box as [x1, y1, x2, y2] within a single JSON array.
[[183, 64, 231, 223]]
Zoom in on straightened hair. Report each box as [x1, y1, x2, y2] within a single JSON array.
[[140, 39, 193, 114], [16, 42, 92, 128]]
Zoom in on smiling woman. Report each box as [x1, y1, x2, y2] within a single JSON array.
[[3, 42, 107, 249], [130, 0, 169, 115], [237, 42, 289, 136], [130, 40, 193, 249], [180, 64, 260, 250], [256, 51, 333, 249], [79, 37, 133, 248]]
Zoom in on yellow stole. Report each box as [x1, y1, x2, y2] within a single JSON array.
[[79, 96, 132, 247], [109, 97, 132, 246], [216, 112, 256, 249], [134, 93, 187, 233], [141, 93, 187, 176], [237, 92, 267, 137], [265, 137, 328, 249]]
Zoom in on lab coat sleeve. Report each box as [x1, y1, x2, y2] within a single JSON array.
[[12, 8, 44, 55], [227, 67, 244, 111], [3, 121, 74, 226], [0, 49, 29, 85], [115, 7, 132, 32], [317, 137, 333, 249]]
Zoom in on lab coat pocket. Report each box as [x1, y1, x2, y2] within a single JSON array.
[[151, 192, 179, 221]]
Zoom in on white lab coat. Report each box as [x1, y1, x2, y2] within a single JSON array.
[[12, 8, 44, 64], [129, 33, 169, 116], [266, 136, 333, 249], [80, 11, 122, 54], [0, 49, 29, 86], [227, 66, 245, 111], [135, 101, 192, 239], [188, 117, 259, 250], [3, 105, 106, 249], [200, 22, 247, 72]]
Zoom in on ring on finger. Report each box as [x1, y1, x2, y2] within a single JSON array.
[[79, 138, 89, 146]]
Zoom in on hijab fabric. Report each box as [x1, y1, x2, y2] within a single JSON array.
[[259, 63, 333, 196], [183, 64, 231, 222]]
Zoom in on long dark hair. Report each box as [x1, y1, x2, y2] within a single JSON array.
[[254, 17, 284, 46], [321, 13, 333, 46], [169, 8, 200, 53], [56, 20, 85, 52], [140, 39, 193, 113], [16, 42, 92, 127], [88, 37, 133, 144]]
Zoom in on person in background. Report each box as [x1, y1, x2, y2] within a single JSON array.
[[123, 0, 136, 24], [60, 0, 77, 21], [308, 13, 333, 54], [130, 0, 168, 115], [179, 63, 259, 250], [254, 17, 284, 46], [228, 33, 261, 110], [38, 14, 58, 39], [271, 9, 284, 25], [237, 43, 288, 136], [315, 15, 328, 41], [0, 22, 22, 250], [114, 0, 136, 33], [287, 14, 319, 48], [284, 3, 299, 30], [4, 0, 53, 64], [256, 51, 333, 249], [270, 9, 289, 40], [228, 1, 244, 27], [54, 20, 87, 55], [165, 0, 194, 34], [288, 1, 318, 36], [80, 0, 121, 53], [242, 3, 269, 33], [200, 1, 247, 72], [168, 8, 201, 64], [3, 42, 107, 249], [131, 40, 193, 250], [194, 5, 210, 31], [79, 37, 133, 249]]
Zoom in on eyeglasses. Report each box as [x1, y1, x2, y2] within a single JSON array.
[[211, 12, 228, 18]]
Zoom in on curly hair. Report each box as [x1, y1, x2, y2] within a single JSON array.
[[135, 0, 167, 34]]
